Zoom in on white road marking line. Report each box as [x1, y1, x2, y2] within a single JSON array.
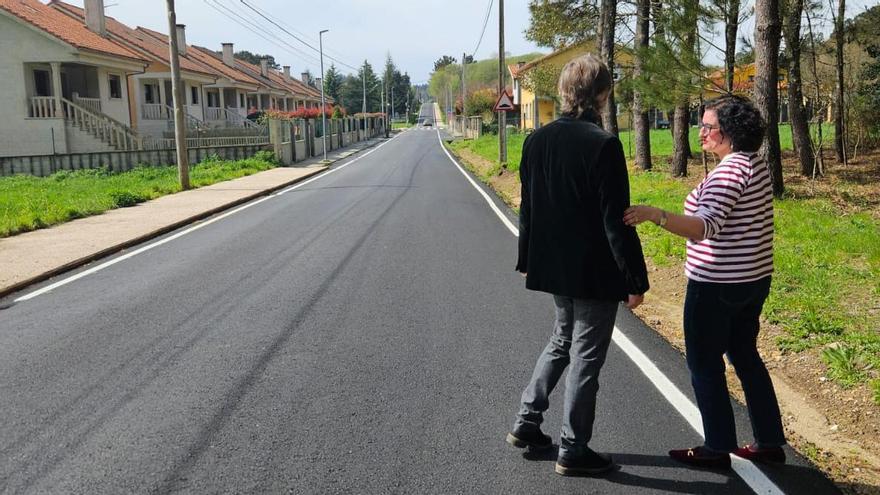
[[436, 132, 785, 495], [435, 132, 518, 236], [14, 136, 399, 302]]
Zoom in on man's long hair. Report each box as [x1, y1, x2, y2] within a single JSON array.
[[558, 54, 611, 119]]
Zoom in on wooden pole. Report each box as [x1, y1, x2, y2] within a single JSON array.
[[166, 0, 189, 189], [498, 0, 507, 165]]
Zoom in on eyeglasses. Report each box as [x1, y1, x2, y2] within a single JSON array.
[[698, 123, 720, 131]]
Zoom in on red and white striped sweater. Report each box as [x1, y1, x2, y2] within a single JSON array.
[[684, 151, 774, 283]]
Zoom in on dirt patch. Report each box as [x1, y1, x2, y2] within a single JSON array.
[[449, 142, 880, 494]]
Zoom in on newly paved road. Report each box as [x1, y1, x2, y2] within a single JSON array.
[[0, 104, 838, 494]]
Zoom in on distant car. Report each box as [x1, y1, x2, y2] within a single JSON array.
[[655, 119, 670, 129], [423, 120, 433, 127]]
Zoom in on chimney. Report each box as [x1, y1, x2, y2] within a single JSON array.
[[84, 0, 106, 36], [283, 66, 291, 80], [175, 25, 187, 56], [260, 58, 269, 77], [315, 78, 322, 90], [301, 71, 309, 84], [517, 61, 525, 68], [222, 43, 234, 66]]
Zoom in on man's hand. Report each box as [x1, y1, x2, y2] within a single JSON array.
[[625, 294, 644, 310]]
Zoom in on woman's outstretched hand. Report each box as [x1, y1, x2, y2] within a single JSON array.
[[624, 205, 660, 226]]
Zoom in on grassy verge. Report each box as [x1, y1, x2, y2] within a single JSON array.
[[451, 129, 880, 399], [454, 125, 836, 166], [0, 151, 278, 238], [392, 121, 413, 130]]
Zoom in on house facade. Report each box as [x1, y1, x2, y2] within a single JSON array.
[[2, 0, 334, 158], [0, 0, 147, 156]]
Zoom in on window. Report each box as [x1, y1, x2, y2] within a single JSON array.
[[108, 74, 122, 99], [190, 86, 199, 105], [239, 93, 245, 108], [33, 69, 51, 97], [144, 84, 158, 103]]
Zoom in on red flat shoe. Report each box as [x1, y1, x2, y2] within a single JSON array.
[[733, 444, 786, 464], [669, 446, 731, 469]]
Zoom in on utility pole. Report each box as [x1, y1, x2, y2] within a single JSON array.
[[166, 0, 189, 189], [361, 61, 366, 139], [498, 0, 507, 165], [461, 52, 467, 118], [319, 29, 328, 162], [381, 78, 388, 137]]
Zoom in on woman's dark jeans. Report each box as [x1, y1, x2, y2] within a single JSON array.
[[683, 276, 786, 452]]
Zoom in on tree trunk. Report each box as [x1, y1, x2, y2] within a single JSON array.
[[634, 0, 652, 170], [599, 0, 619, 134], [782, 0, 815, 176], [754, 0, 784, 196], [833, 0, 847, 164], [671, 103, 690, 176], [670, 0, 697, 174], [725, 0, 740, 92]]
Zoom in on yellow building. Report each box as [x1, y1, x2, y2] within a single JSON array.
[[508, 41, 631, 131], [704, 63, 788, 99]]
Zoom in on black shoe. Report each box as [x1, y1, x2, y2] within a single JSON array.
[[669, 446, 732, 470], [506, 428, 553, 451], [555, 449, 615, 476]]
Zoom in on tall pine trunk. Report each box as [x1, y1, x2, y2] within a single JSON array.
[[599, 0, 619, 134], [755, 0, 784, 196], [670, 0, 697, 176], [725, 0, 740, 92], [782, 0, 815, 176], [833, 0, 847, 164], [633, 0, 652, 170], [671, 104, 690, 176]]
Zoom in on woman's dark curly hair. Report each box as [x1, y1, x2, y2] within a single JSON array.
[[704, 95, 766, 153]]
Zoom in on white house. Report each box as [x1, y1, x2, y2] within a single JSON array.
[[0, 0, 147, 156]]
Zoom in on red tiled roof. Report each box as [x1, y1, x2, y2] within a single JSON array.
[[49, 1, 214, 77], [0, 0, 145, 61], [232, 56, 321, 101], [188, 46, 262, 88]]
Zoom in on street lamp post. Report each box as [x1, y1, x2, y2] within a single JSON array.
[[319, 29, 329, 161]]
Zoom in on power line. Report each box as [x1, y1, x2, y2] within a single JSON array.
[[238, 0, 361, 72], [211, 0, 320, 64], [236, 0, 352, 63], [472, 0, 494, 57], [203, 0, 321, 67]]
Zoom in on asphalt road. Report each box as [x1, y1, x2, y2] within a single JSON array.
[[0, 103, 838, 494]]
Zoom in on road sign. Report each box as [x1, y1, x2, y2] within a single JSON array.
[[493, 91, 515, 112]]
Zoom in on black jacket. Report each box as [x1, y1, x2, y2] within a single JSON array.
[[515, 112, 650, 301]]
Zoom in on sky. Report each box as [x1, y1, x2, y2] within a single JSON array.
[[61, 0, 872, 82], [62, 0, 546, 84]]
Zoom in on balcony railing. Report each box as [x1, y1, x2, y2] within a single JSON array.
[[73, 94, 101, 114], [142, 103, 169, 120], [29, 96, 58, 118], [205, 106, 224, 121]]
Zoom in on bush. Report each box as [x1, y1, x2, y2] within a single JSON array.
[[251, 150, 279, 165], [109, 190, 146, 208]]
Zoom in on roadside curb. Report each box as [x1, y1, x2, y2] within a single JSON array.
[[0, 137, 388, 301]]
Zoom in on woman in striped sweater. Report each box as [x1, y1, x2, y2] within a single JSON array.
[[623, 95, 786, 469]]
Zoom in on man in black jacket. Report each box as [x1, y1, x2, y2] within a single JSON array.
[[505, 54, 649, 476]]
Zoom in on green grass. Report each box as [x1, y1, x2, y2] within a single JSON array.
[[616, 123, 835, 161], [459, 123, 836, 167], [451, 125, 880, 399], [392, 121, 413, 130], [448, 132, 527, 172], [0, 151, 278, 238]]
